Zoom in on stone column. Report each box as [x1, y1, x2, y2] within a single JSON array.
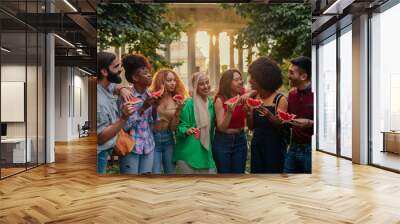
[[187, 29, 196, 89], [121, 44, 126, 57], [165, 43, 171, 63], [208, 31, 215, 87], [238, 47, 243, 74], [229, 32, 235, 69], [214, 32, 220, 86], [247, 45, 253, 67], [115, 46, 120, 59]]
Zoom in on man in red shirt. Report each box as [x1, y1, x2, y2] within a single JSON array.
[[283, 56, 313, 173]]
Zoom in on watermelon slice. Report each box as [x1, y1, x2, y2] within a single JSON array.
[[246, 98, 262, 109], [277, 109, 296, 121], [151, 85, 164, 97], [193, 128, 200, 139], [173, 94, 184, 102], [128, 96, 142, 105], [224, 95, 240, 105]]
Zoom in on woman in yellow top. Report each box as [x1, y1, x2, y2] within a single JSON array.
[[173, 72, 216, 174], [150, 69, 188, 174]]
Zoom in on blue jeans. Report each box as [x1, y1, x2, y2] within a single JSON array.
[[152, 129, 175, 174], [212, 131, 247, 174], [119, 149, 154, 174], [97, 149, 112, 174], [283, 143, 312, 174]]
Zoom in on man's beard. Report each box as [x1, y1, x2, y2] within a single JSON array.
[[107, 69, 122, 84], [289, 79, 300, 87]]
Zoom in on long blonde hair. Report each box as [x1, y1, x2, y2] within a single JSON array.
[[150, 69, 189, 98]]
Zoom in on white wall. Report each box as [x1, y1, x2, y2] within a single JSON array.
[[54, 66, 89, 141], [312, 45, 317, 151], [1, 65, 33, 138], [1, 63, 46, 164]]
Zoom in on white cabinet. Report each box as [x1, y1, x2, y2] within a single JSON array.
[[1, 138, 32, 163]]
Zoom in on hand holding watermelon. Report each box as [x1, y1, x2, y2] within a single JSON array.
[[121, 102, 135, 120], [186, 127, 200, 139], [277, 109, 296, 122], [257, 106, 273, 118], [246, 98, 262, 109], [173, 94, 185, 110], [290, 118, 313, 128], [127, 96, 142, 106], [173, 94, 184, 102], [193, 128, 200, 139], [151, 85, 165, 98], [224, 95, 240, 112]]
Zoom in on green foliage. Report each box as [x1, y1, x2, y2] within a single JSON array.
[[97, 3, 185, 71], [226, 3, 312, 63], [280, 59, 292, 94]]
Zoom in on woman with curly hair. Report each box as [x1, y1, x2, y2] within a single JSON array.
[[246, 57, 288, 173], [120, 53, 159, 174], [150, 69, 189, 174]]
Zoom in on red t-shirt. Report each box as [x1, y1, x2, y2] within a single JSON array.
[[288, 86, 314, 144], [218, 96, 246, 129]]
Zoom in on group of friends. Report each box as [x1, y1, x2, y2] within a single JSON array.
[[97, 51, 313, 174]]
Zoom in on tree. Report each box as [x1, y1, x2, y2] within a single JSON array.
[[97, 3, 185, 71], [226, 3, 311, 63]]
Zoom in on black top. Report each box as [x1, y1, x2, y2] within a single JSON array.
[[251, 93, 286, 173]]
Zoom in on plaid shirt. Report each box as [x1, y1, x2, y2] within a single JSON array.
[[123, 86, 157, 155]]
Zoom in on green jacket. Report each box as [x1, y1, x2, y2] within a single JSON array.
[[173, 97, 216, 169]]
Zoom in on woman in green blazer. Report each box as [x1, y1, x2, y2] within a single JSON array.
[[173, 72, 216, 174]]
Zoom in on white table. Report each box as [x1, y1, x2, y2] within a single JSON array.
[[1, 138, 32, 163]]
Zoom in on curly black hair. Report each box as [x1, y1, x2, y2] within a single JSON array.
[[121, 54, 151, 83], [248, 57, 282, 92]]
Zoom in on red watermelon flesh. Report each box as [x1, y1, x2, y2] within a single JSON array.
[[151, 85, 165, 97], [129, 97, 142, 105], [277, 109, 296, 121], [193, 128, 200, 139], [224, 95, 240, 105], [246, 98, 262, 108], [173, 94, 184, 101]]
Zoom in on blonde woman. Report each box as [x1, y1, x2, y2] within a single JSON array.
[[150, 69, 188, 174], [173, 72, 216, 174]]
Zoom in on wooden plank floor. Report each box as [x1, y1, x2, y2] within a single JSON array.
[[1, 135, 400, 224]]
